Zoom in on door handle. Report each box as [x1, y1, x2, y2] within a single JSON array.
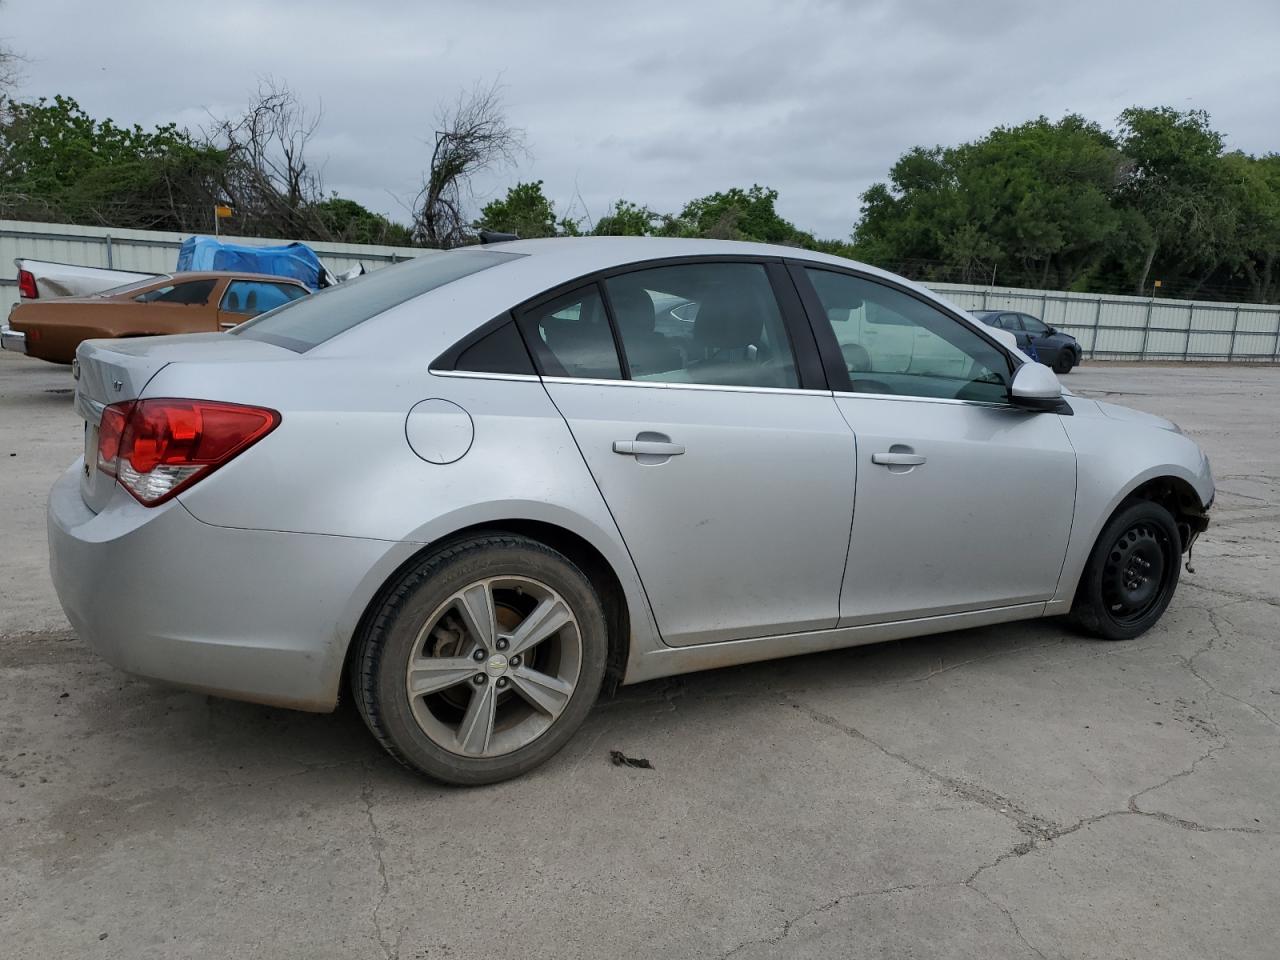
[[872, 452, 926, 466], [613, 440, 685, 457]]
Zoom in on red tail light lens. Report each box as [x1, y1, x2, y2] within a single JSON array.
[[96, 399, 280, 505], [17, 269, 37, 299]]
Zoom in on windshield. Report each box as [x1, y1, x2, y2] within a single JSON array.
[[231, 250, 523, 352], [95, 275, 170, 298]]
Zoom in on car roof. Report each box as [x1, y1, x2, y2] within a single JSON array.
[[477, 235, 886, 275], [311, 237, 987, 360]]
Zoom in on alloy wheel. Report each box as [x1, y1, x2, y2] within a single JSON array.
[[404, 576, 582, 758]]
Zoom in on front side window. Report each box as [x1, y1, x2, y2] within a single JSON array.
[[603, 262, 798, 388], [136, 280, 216, 305], [805, 269, 1012, 403], [1021, 314, 1049, 335], [521, 285, 622, 380], [221, 280, 308, 317]]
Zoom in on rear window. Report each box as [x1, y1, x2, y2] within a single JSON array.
[[231, 250, 523, 352]]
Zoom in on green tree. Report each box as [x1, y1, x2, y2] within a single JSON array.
[[855, 115, 1125, 288], [593, 199, 660, 236], [313, 197, 412, 246], [675, 184, 811, 244], [0, 95, 226, 229], [1222, 151, 1280, 302], [475, 180, 563, 238], [1115, 107, 1233, 295]]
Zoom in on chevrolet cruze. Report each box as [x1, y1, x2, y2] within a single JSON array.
[[48, 238, 1213, 784]]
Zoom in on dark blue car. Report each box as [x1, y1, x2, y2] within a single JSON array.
[[972, 310, 1083, 374]]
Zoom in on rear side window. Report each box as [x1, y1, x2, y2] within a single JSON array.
[[453, 320, 535, 375], [519, 285, 623, 380], [136, 280, 216, 305], [604, 261, 799, 388], [232, 250, 522, 352], [221, 280, 307, 317]]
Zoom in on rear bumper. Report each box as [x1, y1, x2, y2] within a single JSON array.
[[1, 324, 26, 353], [47, 462, 415, 711]]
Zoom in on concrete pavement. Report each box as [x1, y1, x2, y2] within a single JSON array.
[[1, 351, 1277, 959]]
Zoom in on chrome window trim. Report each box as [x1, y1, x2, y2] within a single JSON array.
[[833, 389, 1014, 410], [428, 368, 541, 383], [539, 375, 828, 398]]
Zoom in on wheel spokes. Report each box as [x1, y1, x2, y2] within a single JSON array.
[[510, 665, 573, 718], [506, 597, 573, 657], [407, 656, 479, 697], [455, 582, 497, 652], [457, 681, 498, 755]]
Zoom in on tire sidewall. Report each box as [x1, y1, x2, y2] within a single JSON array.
[[1078, 501, 1181, 640], [363, 537, 608, 785]]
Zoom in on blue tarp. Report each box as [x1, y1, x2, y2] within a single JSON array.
[[176, 236, 327, 290]]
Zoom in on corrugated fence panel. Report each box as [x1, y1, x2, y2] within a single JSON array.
[[5, 224, 1279, 362], [932, 282, 1280, 361], [2, 219, 425, 316]]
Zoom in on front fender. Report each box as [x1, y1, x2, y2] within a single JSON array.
[[1053, 404, 1214, 606]]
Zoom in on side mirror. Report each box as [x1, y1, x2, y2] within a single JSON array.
[[1010, 362, 1063, 411]]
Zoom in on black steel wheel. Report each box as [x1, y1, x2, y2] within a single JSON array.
[[1071, 499, 1181, 640]]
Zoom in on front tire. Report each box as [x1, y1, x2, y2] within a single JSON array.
[[349, 534, 608, 785], [1071, 500, 1181, 641], [1052, 351, 1075, 375]]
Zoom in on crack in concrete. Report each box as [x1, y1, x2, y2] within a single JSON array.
[[717, 881, 954, 960], [968, 884, 1049, 960], [361, 773, 399, 960], [778, 690, 1269, 960], [788, 701, 1059, 840]]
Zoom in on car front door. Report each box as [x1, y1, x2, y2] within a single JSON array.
[[1018, 313, 1059, 361], [796, 266, 1076, 625], [520, 259, 856, 647]]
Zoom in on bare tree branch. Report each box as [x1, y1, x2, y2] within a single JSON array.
[[413, 81, 525, 247], [205, 78, 329, 238]]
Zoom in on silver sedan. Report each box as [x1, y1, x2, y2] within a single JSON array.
[[49, 238, 1214, 784]]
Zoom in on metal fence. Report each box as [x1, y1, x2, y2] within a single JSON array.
[[932, 282, 1280, 362], [5, 220, 1280, 363], [1, 219, 425, 316]]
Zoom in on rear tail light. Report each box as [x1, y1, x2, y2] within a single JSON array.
[[96, 399, 280, 506], [17, 269, 37, 299]]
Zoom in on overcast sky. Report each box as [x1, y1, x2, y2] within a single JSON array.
[[6, 0, 1279, 239]]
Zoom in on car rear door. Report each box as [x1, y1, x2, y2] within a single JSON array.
[[794, 265, 1076, 625], [520, 258, 856, 647]]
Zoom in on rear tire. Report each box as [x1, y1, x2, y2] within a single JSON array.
[[1052, 351, 1075, 375], [349, 534, 608, 785], [1071, 500, 1181, 641]]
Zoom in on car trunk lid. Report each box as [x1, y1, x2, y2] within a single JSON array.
[[75, 333, 295, 512]]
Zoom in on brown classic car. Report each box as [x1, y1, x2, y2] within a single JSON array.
[[2, 272, 310, 364]]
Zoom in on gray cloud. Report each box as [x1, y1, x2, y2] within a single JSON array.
[[8, 0, 1280, 240]]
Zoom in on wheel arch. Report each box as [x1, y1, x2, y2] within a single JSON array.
[[342, 516, 640, 701], [1054, 462, 1212, 608], [1117, 474, 1211, 550]]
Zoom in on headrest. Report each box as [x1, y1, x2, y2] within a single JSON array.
[[610, 285, 656, 337], [694, 285, 764, 349]]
